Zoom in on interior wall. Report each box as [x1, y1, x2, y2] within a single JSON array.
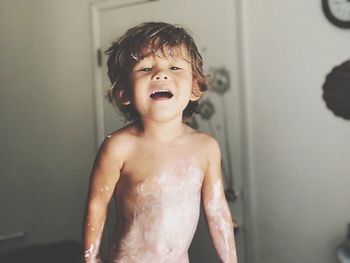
[[0, 0, 96, 252], [241, 0, 350, 262]]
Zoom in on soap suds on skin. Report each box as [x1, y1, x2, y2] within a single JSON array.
[[84, 221, 105, 263], [206, 180, 236, 262], [109, 159, 204, 262]]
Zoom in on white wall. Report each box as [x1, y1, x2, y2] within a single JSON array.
[[0, 0, 96, 252], [241, 0, 350, 262]]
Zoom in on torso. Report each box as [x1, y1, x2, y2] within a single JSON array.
[[107, 125, 207, 263]]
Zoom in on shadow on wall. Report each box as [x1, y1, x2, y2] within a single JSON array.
[[0, 240, 82, 263]]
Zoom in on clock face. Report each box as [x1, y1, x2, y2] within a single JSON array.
[[322, 0, 350, 28]]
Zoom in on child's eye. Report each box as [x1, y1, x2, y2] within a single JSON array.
[[139, 67, 152, 72], [170, 66, 181, 70]]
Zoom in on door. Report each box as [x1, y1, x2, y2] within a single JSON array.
[[91, 0, 245, 262]]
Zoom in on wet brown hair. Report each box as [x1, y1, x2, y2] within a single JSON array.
[[105, 21, 208, 121]]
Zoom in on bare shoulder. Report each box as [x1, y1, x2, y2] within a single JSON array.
[[184, 126, 221, 176], [96, 123, 138, 165], [185, 125, 221, 155]]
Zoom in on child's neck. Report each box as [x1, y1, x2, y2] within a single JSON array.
[[137, 116, 186, 142]]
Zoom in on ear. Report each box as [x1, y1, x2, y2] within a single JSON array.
[[117, 88, 131, 105], [190, 78, 201, 101]]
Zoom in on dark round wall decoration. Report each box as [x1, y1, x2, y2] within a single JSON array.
[[322, 60, 350, 120]]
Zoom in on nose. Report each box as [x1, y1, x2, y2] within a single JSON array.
[[153, 70, 169, 81]]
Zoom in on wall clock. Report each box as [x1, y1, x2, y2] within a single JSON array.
[[322, 0, 350, 28]]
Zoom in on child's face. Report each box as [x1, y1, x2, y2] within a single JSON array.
[[128, 45, 199, 122]]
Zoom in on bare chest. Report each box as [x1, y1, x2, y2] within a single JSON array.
[[115, 147, 205, 215], [122, 143, 204, 185], [110, 145, 205, 257]]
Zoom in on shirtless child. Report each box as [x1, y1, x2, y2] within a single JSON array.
[[83, 22, 237, 263]]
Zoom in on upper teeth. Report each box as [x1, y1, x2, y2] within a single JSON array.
[[151, 89, 172, 95]]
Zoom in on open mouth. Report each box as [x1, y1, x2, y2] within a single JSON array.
[[149, 90, 174, 100]]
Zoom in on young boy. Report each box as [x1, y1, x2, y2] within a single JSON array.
[[83, 22, 237, 263]]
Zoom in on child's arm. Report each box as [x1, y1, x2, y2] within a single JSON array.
[[83, 136, 123, 263], [201, 137, 237, 263]]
